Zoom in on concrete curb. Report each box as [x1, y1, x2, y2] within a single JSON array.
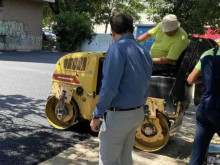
[[40, 137, 99, 165], [40, 137, 186, 165]]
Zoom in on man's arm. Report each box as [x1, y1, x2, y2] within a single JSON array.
[[187, 68, 202, 84], [136, 31, 152, 42], [153, 57, 175, 64], [90, 45, 125, 132]]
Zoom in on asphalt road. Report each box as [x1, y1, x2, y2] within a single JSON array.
[[0, 51, 96, 165], [1, 51, 219, 165]]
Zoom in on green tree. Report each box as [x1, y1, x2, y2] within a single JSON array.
[[145, 0, 220, 34], [44, 0, 145, 33], [43, 4, 56, 29], [94, 0, 146, 33], [43, 0, 146, 51], [43, 0, 104, 28], [46, 0, 105, 15], [43, 0, 102, 51], [53, 11, 93, 52]]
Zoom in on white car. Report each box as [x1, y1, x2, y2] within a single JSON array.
[[42, 29, 56, 41]]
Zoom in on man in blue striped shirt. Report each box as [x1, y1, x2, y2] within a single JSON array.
[[90, 14, 152, 165]]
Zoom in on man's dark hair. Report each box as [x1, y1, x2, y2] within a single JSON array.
[[110, 14, 134, 34]]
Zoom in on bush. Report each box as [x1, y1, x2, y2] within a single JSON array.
[[42, 40, 57, 51], [53, 11, 94, 52]]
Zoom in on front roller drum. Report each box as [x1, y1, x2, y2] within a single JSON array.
[[45, 96, 77, 129], [134, 113, 170, 152]]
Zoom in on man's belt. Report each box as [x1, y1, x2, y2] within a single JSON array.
[[108, 106, 141, 111]]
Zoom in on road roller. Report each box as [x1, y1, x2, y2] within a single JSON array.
[[45, 37, 218, 152]]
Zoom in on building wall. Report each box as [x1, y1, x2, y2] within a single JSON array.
[[0, 0, 43, 51], [81, 34, 113, 52]]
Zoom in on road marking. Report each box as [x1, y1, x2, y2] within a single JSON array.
[[0, 65, 52, 75]]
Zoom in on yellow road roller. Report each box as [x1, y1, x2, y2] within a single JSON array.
[[45, 37, 218, 152]]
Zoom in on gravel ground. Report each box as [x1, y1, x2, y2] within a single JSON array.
[[154, 102, 220, 164]]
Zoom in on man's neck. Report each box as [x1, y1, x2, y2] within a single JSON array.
[[114, 32, 131, 41]]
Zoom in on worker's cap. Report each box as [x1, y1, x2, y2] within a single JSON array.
[[161, 14, 180, 32]]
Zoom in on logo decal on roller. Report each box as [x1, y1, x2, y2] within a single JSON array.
[[53, 74, 80, 84]]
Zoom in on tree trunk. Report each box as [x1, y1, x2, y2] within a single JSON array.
[[49, 0, 60, 15], [105, 0, 114, 33], [105, 22, 109, 33]]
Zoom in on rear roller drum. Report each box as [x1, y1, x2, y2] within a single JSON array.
[[134, 112, 170, 152], [45, 96, 77, 129]]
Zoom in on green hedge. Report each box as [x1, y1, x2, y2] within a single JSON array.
[[53, 11, 94, 52]]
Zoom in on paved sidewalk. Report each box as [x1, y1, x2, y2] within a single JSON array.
[[40, 137, 186, 165]]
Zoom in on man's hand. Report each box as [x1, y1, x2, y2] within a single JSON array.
[[152, 57, 175, 65], [90, 118, 100, 132]]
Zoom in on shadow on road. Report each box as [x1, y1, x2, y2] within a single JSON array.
[[0, 51, 68, 64], [0, 94, 93, 165], [69, 120, 99, 137]]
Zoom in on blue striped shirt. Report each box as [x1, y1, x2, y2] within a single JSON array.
[[93, 34, 152, 117]]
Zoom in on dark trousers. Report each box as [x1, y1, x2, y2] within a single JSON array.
[[189, 107, 220, 165]]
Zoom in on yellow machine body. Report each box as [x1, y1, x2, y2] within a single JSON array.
[[45, 51, 181, 152], [52, 52, 105, 119], [134, 97, 183, 152], [45, 51, 187, 152], [46, 52, 105, 129], [45, 37, 218, 152]]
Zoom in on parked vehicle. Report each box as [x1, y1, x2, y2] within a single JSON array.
[[206, 144, 220, 165], [45, 37, 218, 152], [194, 28, 220, 46], [42, 29, 56, 41]]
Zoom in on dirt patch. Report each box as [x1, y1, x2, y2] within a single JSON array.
[[153, 103, 220, 164]]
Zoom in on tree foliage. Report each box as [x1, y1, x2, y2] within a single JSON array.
[[43, 0, 102, 52], [48, 0, 104, 15], [53, 11, 93, 52], [44, 0, 145, 32], [43, 0, 104, 29], [93, 0, 146, 32], [145, 0, 220, 34], [43, 0, 145, 51], [43, 4, 56, 29]]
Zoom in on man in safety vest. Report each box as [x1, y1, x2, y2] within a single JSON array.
[[187, 46, 220, 165]]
